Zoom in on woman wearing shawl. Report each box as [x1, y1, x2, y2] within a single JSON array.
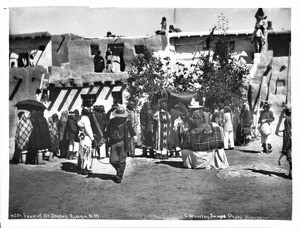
[[12, 112, 33, 164], [126, 102, 138, 157], [89, 107, 105, 158], [239, 103, 253, 145], [93, 105, 108, 132], [27, 110, 40, 164], [58, 110, 69, 158], [66, 110, 80, 160], [77, 107, 95, 175], [48, 113, 60, 160], [29, 110, 51, 162], [140, 102, 154, 158], [37, 110, 51, 151], [153, 101, 172, 159], [181, 110, 229, 170]]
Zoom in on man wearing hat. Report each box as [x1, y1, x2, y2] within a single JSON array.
[[258, 102, 274, 153], [104, 105, 137, 183]]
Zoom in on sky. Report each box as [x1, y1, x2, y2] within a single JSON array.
[[8, 7, 291, 38]]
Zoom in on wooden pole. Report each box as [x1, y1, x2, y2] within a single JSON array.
[[254, 74, 265, 136], [286, 42, 291, 105]]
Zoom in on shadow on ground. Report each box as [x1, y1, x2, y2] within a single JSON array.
[[246, 168, 290, 179], [240, 149, 261, 154], [86, 173, 116, 181], [60, 162, 78, 173], [155, 160, 184, 169]]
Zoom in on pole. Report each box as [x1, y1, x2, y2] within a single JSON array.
[[39, 73, 45, 90], [286, 42, 291, 105], [254, 75, 265, 136]]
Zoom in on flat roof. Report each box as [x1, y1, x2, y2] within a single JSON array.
[[9, 32, 51, 39]]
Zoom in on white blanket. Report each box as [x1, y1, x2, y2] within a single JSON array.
[[182, 148, 229, 169]]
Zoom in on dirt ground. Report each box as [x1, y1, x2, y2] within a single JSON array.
[[8, 133, 292, 222]]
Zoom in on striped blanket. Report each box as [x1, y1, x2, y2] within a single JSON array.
[[190, 124, 224, 151], [15, 114, 33, 150]]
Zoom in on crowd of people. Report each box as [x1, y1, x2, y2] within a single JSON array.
[[139, 99, 234, 169], [12, 96, 292, 181]]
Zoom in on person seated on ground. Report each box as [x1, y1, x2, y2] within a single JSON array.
[[181, 110, 229, 170], [169, 25, 182, 33]]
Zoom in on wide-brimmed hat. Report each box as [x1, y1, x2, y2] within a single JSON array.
[[112, 105, 128, 118], [188, 98, 202, 109]]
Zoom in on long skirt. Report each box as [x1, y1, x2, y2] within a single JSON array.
[[78, 138, 93, 172], [182, 148, 229, 169]]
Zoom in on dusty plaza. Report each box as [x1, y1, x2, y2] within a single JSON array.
[[9, 136, 292, 220], [3, 5, 300, 228]]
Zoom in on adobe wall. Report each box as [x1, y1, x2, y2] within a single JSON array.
[[169, 34, 255, 64], [9, 66, 48, 154], [9, 36, 52, 69], [67, 35, 168, 80], [248, 31, 291, 134], [35, 40, 53, 68], [51, 34, 82, 67]]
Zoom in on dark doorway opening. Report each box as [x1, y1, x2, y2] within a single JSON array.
[[107, 43, 125, 72], [17, 53, 29, 68], [112, 91, 123, 104]]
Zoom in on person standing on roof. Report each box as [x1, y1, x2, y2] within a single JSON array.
[[251, 24, 265, 53], [93, 50, 105, 73], [252, 8, 267, 53], [161, 17, 167, 35], [255, 8, 267, 35]]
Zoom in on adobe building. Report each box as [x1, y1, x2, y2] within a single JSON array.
[[9, 28, 291, 156]]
